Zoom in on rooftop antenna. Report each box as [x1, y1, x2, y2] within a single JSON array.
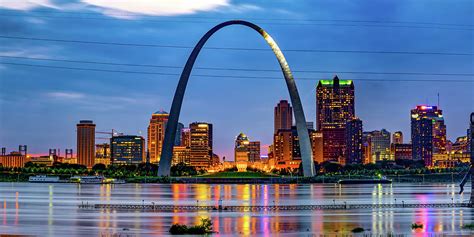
[[437, 93, 440, 108]]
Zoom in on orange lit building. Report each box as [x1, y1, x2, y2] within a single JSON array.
[[77, 120, 96, 168], [189, 122, 213, 169], [0, 151, 26, 168], [147, 110, 169, 164]]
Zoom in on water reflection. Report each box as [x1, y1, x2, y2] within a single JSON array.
[[0, 183, 473, 236]]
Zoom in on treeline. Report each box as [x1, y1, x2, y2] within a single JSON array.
[[0, 162, 202, 178]]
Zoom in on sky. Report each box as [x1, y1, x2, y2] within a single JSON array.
[[0, 0, 473, 160]]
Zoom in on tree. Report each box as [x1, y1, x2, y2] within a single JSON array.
[[92, 163, 106, 171]]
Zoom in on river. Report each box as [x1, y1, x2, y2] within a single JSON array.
[[0, 182, 473, 236]]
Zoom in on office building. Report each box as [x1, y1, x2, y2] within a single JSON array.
[[111, 135, 145, 165], [77, 120, 96, 168], [367, 129, 391, 162], [411, 105, 446, 166], [345, 118, 363, 164], [172, 146, 190, 165], [189, 122, 213, 169], [248, 141, 261, 162], [274, 100, 293, 133], [393, 144, 413, 160], [147, 110, 169, 163], [316, 76, 355, 163], [311, 131, 324, 164]]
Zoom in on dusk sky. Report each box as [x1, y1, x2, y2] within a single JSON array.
[[0, 0, 473, 160]]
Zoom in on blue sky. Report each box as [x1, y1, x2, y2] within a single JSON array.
[[0, 0, 473, 159]]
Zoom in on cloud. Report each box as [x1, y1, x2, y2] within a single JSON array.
[[81, 0, 230, 18], [222, 3, 262, 13], [0, 0, 59, 10], [46, 92, 85, 99]]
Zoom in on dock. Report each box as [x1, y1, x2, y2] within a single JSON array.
[[78, 202, 469, 212]]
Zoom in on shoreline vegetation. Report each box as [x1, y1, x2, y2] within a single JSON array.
[[0, 161, 468, 184]]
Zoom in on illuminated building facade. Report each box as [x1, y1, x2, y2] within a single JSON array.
[[95, 143, 110, 164], [147, 110, 169, 164], [0, 151, 26, 168], [172, 146, 190, 165], [248, 141, 261, 162], [411, 105, 446, 166], [393, 144, 412, 160], [189, 122, 213, 169], [345, 118, 363, 164], [111, 135, 145, 164], [311, 131, 324, 164], [181, 128, 191, 147], [77, 120, 96, 168], [316, 76, 355, 163], [274, 100, 293, 133], [366, 129, 391, 162]]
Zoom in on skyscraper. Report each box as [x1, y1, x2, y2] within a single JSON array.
[[411, 105, 446, 166], [316, 76, 355, 163], [234, 133, 250, 171], [274, 100, 293, 133], [345, 118, 363, 164], [181, 127, 191, 147], [77, 120, 96, 168], [147, 110, 168, 164], [189, 122, 213, 169], [111, 135, 145, 164]]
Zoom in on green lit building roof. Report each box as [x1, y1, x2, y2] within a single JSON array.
[[318, 75, 353, 87]]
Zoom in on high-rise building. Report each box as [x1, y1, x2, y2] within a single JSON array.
[[189, 122, 213, 169], [392, 131, 403, 144], [248, 141, 261, 162], [273, 128, 293, 165], [175, 122, 184, 146], [411, 105, 446, 166], [147, 110, 168, 164], [77, 120, 96, 168], [181, 127, 191, 147], [311, 131, 324, 164], [111, 135, 145, 164], [235, 133, 250, 171], [345, 118, 363, 165], [366, 129, 391, 163], [316, 76, 355, 163], [274, 100, 293, 133]]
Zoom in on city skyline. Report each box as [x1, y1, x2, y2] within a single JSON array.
[[0, 0, 473, 161]]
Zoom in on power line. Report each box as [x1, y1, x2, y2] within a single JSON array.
[[1, 35, 472, 56], [1, 12, 472, 31], [15, 9, 474, 27], [1, 62, 472, 83], [1, 55, 473, 77]]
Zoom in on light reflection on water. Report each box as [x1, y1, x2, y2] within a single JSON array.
[[0, 182, 473, 236]]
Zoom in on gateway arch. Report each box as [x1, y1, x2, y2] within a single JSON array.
[[158, 20, 316, 177]]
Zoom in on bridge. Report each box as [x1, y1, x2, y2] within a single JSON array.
[[79, 202, 468, 212]]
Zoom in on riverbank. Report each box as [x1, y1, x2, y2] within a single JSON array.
[[0, 172, 465, 184]]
